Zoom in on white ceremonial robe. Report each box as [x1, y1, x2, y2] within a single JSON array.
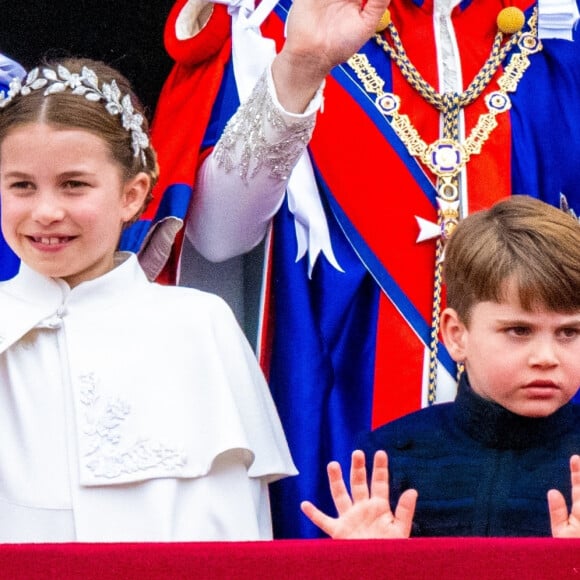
[[0, 253, 296, 542]]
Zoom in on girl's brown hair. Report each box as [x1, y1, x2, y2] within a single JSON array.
[[0, 58, 158, 223]]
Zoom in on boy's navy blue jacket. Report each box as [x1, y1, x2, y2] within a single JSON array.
[[357, 375, 580, 536]]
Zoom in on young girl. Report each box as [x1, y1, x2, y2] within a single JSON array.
[[0, 58, 296, 542]]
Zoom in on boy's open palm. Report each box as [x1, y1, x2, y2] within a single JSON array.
[[548, 455, 580, 538], [300, 450, 417, 538]]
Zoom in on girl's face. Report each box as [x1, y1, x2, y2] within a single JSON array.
[[0, 123, 148, 287]]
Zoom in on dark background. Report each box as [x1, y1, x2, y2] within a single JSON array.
[[0, 0, 176, 118]]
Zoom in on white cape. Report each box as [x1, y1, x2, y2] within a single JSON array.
[[0, 254, 296, 541]]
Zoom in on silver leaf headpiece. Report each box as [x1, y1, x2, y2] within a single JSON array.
[[0, 65, 149, 166]]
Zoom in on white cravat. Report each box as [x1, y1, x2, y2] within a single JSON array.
[[538, 0, 580, 40]]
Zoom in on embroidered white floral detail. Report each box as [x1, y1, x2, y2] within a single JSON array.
[[79, 373, 187, 479]]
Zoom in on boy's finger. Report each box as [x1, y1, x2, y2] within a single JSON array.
[[394, 488, 418, 537], [547, 489, 569, 536], [300, 500, 337, 537], [350, 450, 370, 503], [328, 461, 354, 515], [369, 450, 389, 500], [570, 455, 580, 510]]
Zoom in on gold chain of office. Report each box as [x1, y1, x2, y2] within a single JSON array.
[[347, 8, 542, 403]]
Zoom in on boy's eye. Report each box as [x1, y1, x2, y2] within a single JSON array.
[[506, 326, 531, 337]]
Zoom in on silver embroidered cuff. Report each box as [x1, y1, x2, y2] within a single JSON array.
[[214, 70, 317, 183]]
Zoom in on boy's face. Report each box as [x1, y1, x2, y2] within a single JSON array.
[[442, 281, 580, 417], [0, 123, 147, 288]]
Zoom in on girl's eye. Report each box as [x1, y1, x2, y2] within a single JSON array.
[[11, 181, 33, 189], [559, 327, 580, 340], [62, 180, 91, 194], [64, 180, 88, 189], [6, 181, 35, 194]]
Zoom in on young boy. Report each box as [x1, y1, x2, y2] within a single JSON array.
[[301, 195, 580, 538]]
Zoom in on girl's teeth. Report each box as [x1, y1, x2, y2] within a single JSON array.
[[38, 237, 66, 245]]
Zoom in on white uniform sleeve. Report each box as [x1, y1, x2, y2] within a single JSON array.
[[186, 67, 322, 262]]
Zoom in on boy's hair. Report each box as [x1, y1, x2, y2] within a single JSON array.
[[443, 195, 580, 324], [0, 57, 158, 223]]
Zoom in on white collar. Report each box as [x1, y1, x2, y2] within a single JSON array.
[[0, 252, 144, 353]]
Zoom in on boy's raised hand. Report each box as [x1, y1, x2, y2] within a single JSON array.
[[548, 455, 580, 538], [300, 450, 417, 539]]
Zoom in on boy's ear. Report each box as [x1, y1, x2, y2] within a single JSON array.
[[440, 307, 468, 363], [121, 172, 150, 223]]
